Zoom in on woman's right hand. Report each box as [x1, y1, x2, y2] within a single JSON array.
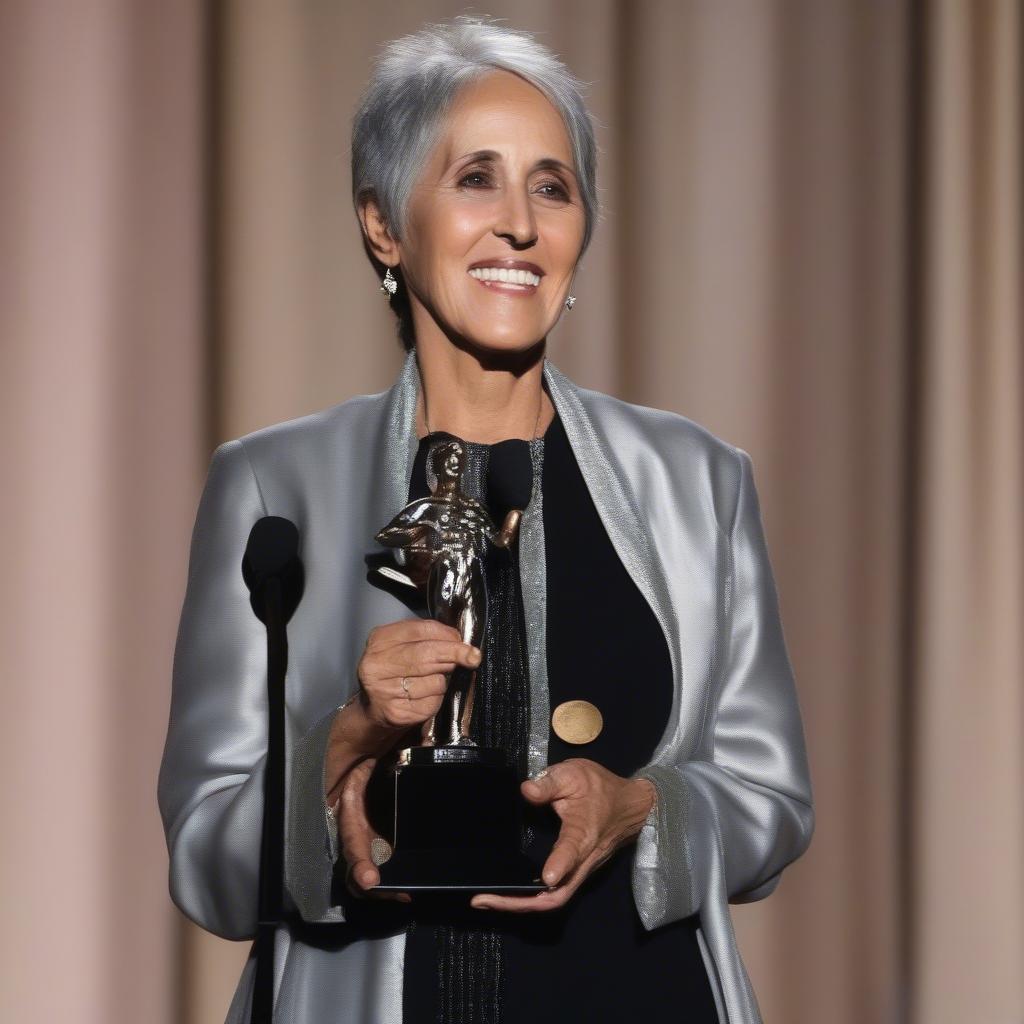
[[337, 620, 480, 900], [355, 618, 481, 736], [323, 619, 483, 809]]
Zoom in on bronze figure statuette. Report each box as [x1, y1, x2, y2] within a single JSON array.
[[374, 437, 522, 746], [366, 435, 545, 893]]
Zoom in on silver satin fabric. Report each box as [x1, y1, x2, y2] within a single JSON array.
[[519, 435, 550, 779], [157, 349, 815, 1023]]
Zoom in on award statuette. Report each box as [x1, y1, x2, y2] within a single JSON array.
[[368, 437, 546, 894]]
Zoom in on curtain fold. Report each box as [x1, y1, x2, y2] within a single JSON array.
[[909, 2, 1023, 1021]]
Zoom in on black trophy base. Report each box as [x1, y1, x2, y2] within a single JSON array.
[[371, 745, 547, 895]]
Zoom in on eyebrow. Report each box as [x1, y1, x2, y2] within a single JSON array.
[[453, 149, 577, 180]]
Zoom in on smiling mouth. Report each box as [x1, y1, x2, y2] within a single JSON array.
[[467, 271, 540, 297]]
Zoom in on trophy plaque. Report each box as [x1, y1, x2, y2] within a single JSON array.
[[367, 437, 546, 894]]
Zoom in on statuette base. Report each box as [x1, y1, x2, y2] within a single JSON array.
[[370, 746, 546, 894]]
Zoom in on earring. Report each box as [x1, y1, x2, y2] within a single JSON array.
[[565, 294, 576, 309], [380, 266, 398, 295]]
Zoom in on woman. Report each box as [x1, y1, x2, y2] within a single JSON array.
[[158, 15, 814, 1024]]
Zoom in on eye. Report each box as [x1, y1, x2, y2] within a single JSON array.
[[458, 170, 491, 188], [538, 180, 570, 200]]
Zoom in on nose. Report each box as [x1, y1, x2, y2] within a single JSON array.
[[493, 184, 537, 247]]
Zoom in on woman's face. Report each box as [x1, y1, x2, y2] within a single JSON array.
[[395, 69, 586, 356]]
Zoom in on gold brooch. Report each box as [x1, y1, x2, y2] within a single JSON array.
[[551, 699, 603, 744]]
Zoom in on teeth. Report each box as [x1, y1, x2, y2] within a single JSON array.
[[468, 267, 540, 286]]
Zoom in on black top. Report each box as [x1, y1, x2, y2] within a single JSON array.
[[401, 411, 718, 1024]]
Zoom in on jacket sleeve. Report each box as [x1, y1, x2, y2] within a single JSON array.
[[157, 439, 347, 939], [285, 700, 349, 924], [630, 447, 815, 930]]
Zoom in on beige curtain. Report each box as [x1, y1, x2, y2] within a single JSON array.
[[911, 2, 1023, 1020], [2, 2, 1019, 1022], [0, 1, 206, 1021]]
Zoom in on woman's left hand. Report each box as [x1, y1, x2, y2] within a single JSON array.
[[470, 759, 657, 913]]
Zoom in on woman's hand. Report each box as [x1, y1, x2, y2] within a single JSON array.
[[469, 759, 657, 913], [324, 619, 482, 806], [357, 618, 481, 735], [336, 756, 410, 902]]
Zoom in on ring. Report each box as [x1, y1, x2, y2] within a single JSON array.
[[401, 676, 412, 700]]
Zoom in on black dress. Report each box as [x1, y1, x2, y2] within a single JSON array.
[[401, 411, 719, 1024]]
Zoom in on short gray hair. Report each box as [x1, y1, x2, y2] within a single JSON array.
[[351, 14, 601, 350]]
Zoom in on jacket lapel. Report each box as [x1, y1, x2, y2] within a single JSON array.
[[374, 349, 421, 532], [542, 358, 684, 769]]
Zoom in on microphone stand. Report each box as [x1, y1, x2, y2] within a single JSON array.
[[251, 572, 287, 1023]]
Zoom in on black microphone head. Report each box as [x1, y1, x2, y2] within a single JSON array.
[[242, 516, 304, 624]]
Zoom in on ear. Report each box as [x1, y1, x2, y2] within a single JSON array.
[[358, 195, 401, 266]]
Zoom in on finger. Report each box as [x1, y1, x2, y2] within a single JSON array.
[[345, 862, 411, 903], [366, 619, 463, 651], [395, 618, 464, 642], [520, 764, 576, 804], [404, 692, 445, 711], [470, 884, 576, 913], [344, 838, 411, 903], [346, 861, 411, 902], [380, 639, 482, 677], [390, 673, 448, 701], [541, 825, 589, 887], [337, 761, 379, 883], [375, 693, 444, 729], [346, 856, 379, 893], [471, 843, 605, 913]]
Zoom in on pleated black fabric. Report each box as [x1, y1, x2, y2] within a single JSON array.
[[401, 413, 719, 1024]]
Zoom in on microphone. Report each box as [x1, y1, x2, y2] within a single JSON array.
[[242, 516, 304, 624]]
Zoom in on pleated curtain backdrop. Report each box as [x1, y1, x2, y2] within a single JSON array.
[[909, 2, 1022, 1019], [1, 2, 1019, 1023]]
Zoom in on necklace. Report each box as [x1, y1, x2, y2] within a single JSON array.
[[421, 373, 545, 443]]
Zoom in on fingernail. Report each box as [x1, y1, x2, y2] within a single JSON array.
[[469, 648, 482, 663], [543, 869, 558, 884], [531, 769, 548, 780]]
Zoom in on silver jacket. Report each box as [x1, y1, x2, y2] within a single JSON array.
[[158, 350, 815, 1023]]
